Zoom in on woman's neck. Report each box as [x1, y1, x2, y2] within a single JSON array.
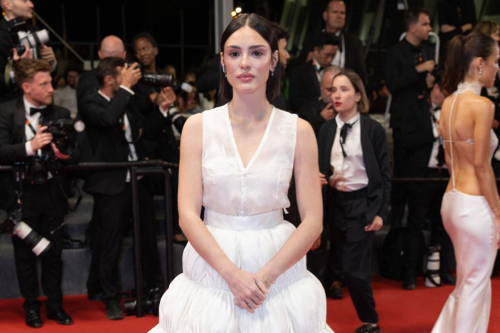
[[338, 108, 359, 123], [229, 91, 272, 122]]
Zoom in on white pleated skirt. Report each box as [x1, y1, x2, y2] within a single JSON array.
[[432, 190, 497, 333], [149, 209, 334, 333]]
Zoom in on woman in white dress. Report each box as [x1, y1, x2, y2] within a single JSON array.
[[432, 32, 500, 333], [150, 13, 333, 333]]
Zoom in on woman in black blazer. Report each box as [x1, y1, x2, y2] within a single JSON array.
[[318, 69, 391, 333]]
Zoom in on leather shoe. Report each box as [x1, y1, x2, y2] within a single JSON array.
[[62, 236, 83, 249], [355, 323, 382, 333], [441, 272, 456, 285], [105, 300, 124, 320], [47, 308, 73, 325], [402, 277, 415, 290], [25, 310, 42, 328], [326, 281, 343, 300]]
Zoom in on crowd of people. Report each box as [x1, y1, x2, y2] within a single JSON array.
[[0, 0, 499, 332]]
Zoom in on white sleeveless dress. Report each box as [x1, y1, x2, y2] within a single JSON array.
[[432, 82, 499, 333], [150, 105, 333, 333]]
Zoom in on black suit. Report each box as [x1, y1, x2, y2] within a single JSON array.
[[298, 99, 328, 138], [0, 98, 78, 313], [79, 88, 166, 302], [300, 30, 367, 84], [289, 60, 321, 113], [76, 69, 98, 110], [318, 115, 390, 323]]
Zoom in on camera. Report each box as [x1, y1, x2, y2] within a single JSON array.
[[123, 287, 164, 316], [6, 17, 50, 55], [24, 119, 83, 184], [165, 105, 186, 133], [0, 210, 51, 256]]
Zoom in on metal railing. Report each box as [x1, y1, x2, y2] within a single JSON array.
[[0, 160, 178, 318]]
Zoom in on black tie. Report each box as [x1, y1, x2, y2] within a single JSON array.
[[339, 119, 358, 158], [30, 107, 47, 116]]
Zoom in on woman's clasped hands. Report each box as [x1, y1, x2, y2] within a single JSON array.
[[226, 269, 271, 313]]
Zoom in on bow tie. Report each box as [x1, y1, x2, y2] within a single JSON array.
[[30, 107, 47, 116], [433, 106, 441, 111], [339, 119, 359, 157], [316, 66, 324, 73]]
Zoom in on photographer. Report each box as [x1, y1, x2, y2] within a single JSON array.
[[0, 0, 57, 103], [384, 8, 436, 290], [79, 57, 175, 320], [0, 59, 79, 328]]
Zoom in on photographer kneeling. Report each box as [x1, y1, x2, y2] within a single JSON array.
[[0, 59, 79, 328]]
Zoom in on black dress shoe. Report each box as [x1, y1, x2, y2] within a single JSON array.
[[88, 291, 103, 301], [355, 324, 382, 333], [402, 277, 415, 290], [326, 285, 343, 300], [105, 300, 124, 320], [25, 310, 42, 328], [62, 236, 83, 249], [440, 272, 456, 285], [47, 308, 73, 325]]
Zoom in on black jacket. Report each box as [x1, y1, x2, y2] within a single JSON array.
[[298, 99, 328, 137], [79, 88, 169, 196], [289, 60, 321, 113], [318, 115, 391, 224], [0, 98, 79, 210]]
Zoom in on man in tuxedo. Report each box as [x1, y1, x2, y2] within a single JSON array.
[[0, 0, 57, 103], [79, 57, 175, 320], [77, 35, 126, 106], [384, 8, 436, 290], [299, 0, 367, 84], [298, 65, 340, 137], [0, 59, 78, 328], [289, 32, 339, 113]]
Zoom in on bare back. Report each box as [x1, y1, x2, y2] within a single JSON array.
[[439, 83, 496, 195]]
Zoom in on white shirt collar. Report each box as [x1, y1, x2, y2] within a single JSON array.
[[335, 112, 360, 128], [98, 90, 111, 102], [24, 96, 46, 116]]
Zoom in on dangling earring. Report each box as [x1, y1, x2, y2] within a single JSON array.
[[222, 65, 227, 77], [270, 69, 274, 77], [479, 67, 483, 78]]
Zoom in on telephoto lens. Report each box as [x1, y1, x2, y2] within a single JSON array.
[[14, 221, 51, 256]]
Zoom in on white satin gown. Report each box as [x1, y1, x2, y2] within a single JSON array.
[[432, 82, 499, 333], [150, 105, 333, 333]]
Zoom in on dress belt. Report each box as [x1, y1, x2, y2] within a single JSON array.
[[203, 209, 283, 231]]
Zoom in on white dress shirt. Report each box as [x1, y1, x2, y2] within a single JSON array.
[[24, 97, 46, 156], [330, 113, 368, 191], [330, 30, 346, 68]]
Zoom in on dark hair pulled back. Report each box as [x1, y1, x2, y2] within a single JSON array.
[[443, 32, 497, 93]]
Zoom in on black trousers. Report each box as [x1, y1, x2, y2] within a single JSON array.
[[403, 168, 454, 278], [90, 179, 164, 302], [328, 188, 378, 324], [13, 180, 66, 312]]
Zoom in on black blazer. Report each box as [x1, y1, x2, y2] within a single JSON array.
[[384, 39, 434, 130], [342, 31, 367, 84], [289, 60, 321, 113], [318, 115, 391, 223], [79, 88, 169, 196], [0, 98, 78, 210]]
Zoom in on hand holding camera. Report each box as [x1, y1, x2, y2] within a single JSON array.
[[415, 60, 435, 73], [39, 44, 56, 68], [12, 45, 33, 61], [159, 87, 176, 110], [121, 62, 142, 89], [30, 126, 52, 151]]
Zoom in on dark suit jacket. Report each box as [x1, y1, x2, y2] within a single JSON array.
[[318, 115, 391, 225], [384, 38, 434, 130], [0, 98, 78, 210], [289, 60, 321, 113], [77, 69, 98, 110], [298, 99, 327, 137], [79, 88, 169, 196]]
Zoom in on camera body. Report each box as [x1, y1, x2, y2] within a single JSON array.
[[6, 17, 50, 55], [0, 210, 51, 256], [24, 119, 80, 184]]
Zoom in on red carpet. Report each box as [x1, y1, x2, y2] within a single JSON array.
[[0, 276, 499, 332]]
